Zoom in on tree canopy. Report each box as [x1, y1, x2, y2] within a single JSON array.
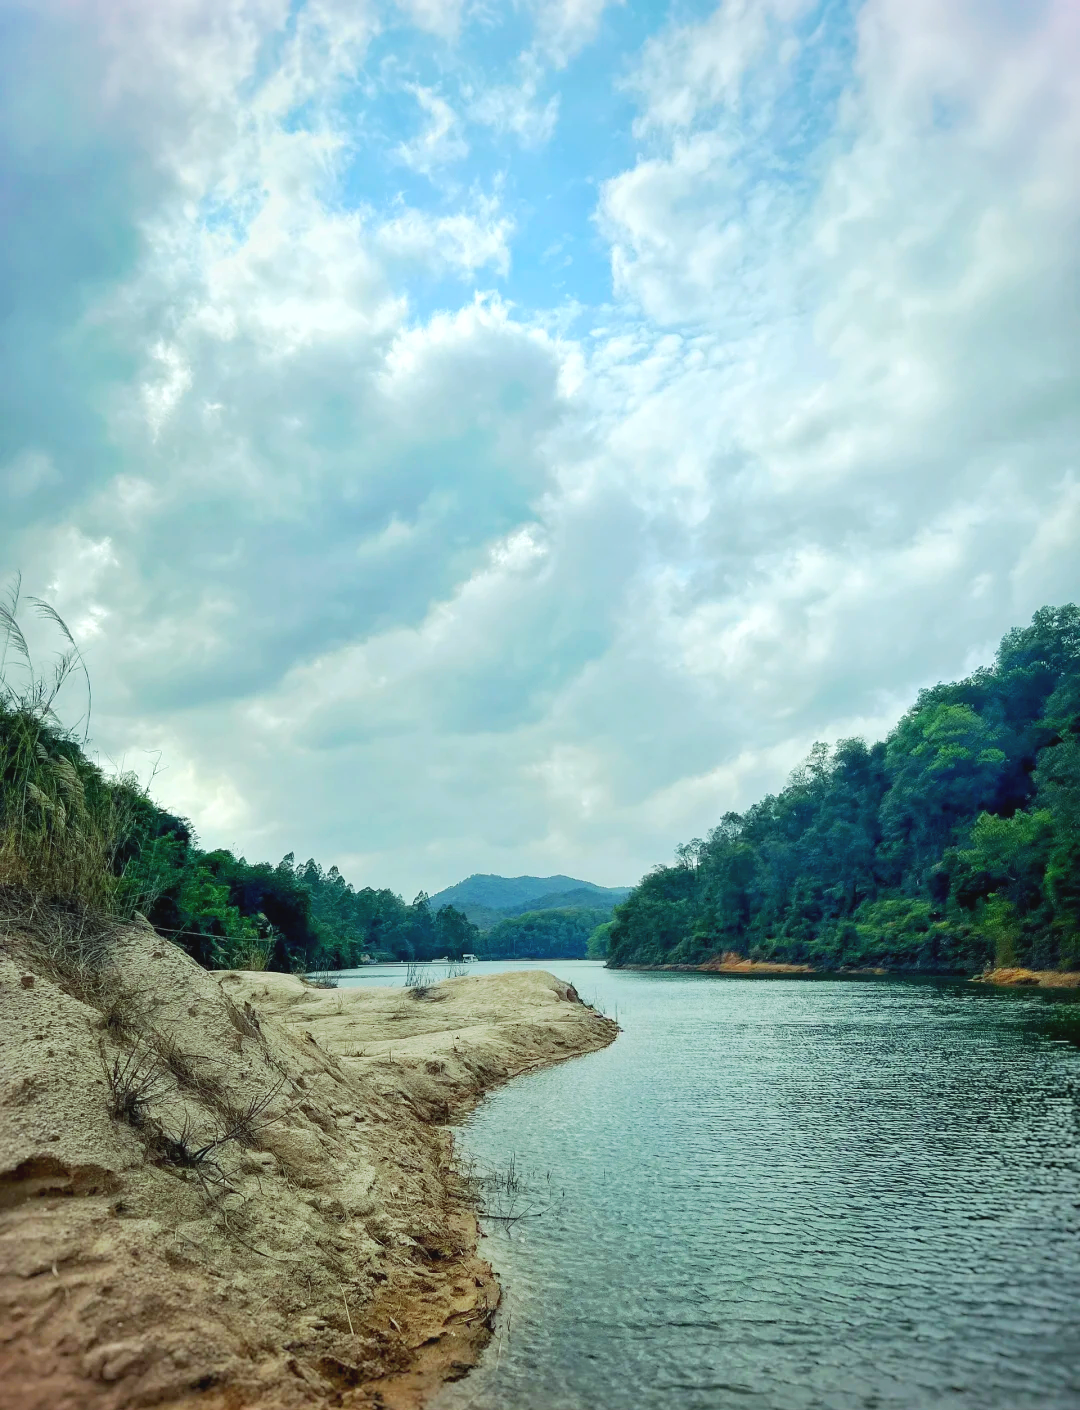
[[476, 907, 610, 960], [117, 839, 481, 972], [608, 605, 1080, 974]]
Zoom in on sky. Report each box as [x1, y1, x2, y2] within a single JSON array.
[[1, 0, 1078, 898]]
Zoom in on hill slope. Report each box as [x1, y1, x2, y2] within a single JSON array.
[[430, 874, 631, 932], [430, 873, 618, 910], [477, 907, 611, 959], [608, 604, 1080, 975]]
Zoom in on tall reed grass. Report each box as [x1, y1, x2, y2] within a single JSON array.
[[0, 576, 139, 911]]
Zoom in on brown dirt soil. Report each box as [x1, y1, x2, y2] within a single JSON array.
[[697, 952, 813, 975], [974, 966, 1080, 988], [0, 918, 617, 1410]]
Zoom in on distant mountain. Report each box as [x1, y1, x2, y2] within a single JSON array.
[[506, 886, 631, 916], [429, 874, 632, 932], [431, 873, 612, 911]]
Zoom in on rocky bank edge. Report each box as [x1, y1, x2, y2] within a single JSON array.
[[0, 919, 617, 1410]]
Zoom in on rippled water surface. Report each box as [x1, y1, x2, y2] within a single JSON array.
[[410, 961, 1080, 1410]]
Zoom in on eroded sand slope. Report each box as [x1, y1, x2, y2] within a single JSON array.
[[0, 922, 616, 1409]]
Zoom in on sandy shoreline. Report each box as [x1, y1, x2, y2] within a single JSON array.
[[972, 966, 1080, 988], [619, 956, 1080, 986], [1, 919, 617, 1409]]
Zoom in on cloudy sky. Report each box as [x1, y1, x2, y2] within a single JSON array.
[[1, 0, 1077, 897]]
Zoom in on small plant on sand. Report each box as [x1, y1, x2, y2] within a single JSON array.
[[0, 892, 117, 1006], [96, 980, 142, 1039], [404, 961, 437, 996], [148, 1027, 210, 1091], [307, 965, 339, 989], [165, 1075, 289, 1168], [213, 1076, 289, 1151], [102, 1026, 288, 1200], [101, 1040, 167, 1127]]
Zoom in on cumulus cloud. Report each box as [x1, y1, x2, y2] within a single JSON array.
[[2, 0, 1078, 896], [629, 0, 811, 132], [583, 0, 1080, 831]]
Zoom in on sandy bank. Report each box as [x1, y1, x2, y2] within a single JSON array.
[[0, 917, 617, 1410], [974, 966, 1080, 988], [698, 954, 814, 976], [623, 956, 822, 976], [629, 955, 1080, 986]]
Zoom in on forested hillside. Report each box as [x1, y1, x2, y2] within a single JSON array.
[[429, 873, 630, 931], [98, 808, 477, 971], [608, 606, 1080, 974], [476, 907, 610, 960], [430, 873, 599, 909]]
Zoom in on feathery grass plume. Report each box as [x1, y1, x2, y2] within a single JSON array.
[[0, 576, 142, 911]]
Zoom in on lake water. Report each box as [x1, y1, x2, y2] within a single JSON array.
[[341, 961, 1080, 1409]]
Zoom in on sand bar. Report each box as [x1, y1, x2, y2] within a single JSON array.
[[0, 919, 617, 1409]]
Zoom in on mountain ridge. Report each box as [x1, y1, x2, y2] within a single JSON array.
[[429, 873, 632, 933]]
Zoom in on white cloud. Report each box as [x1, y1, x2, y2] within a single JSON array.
[[394, 0, 465, 41], [530, 0, 621, 68], [3, 450, 60, 500], [629, 0, 810, 132], [3, 0, 1078, 899], [395, 84, 469, 173], [376, 197, 514, 276], [468, 73, 560, 149]]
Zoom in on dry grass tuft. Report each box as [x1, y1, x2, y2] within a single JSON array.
[[100, 1020, 288, 1192], [101, 1040, 168, 1127], [305, 963, 339, 989], [0, 887, 120, 1007], [148, 1027, 212, 1092]]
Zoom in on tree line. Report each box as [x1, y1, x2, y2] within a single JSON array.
[[474, 906, 610, 960], [118, 828, 480, 971], [0, 581, 479, 973], [608, 605, 1080, 974]]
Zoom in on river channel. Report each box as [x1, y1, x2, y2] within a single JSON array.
[[344, 960, 1080, 1409]]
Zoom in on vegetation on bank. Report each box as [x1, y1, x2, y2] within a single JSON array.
[[608, 606, 1080, 975], [474, 906, 610, 959], [0, 582, 477, 973], [9, 581, 1076, 980]]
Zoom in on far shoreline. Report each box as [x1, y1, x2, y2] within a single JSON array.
[[609, 958, 1080, 989]]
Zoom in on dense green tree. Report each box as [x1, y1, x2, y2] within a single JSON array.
[[116, 827, 479, 973], [479, 907, 608, 960], [609, 605, 1080, 974], [587, 920, 614, 959], [435, 903, 479, 957]]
